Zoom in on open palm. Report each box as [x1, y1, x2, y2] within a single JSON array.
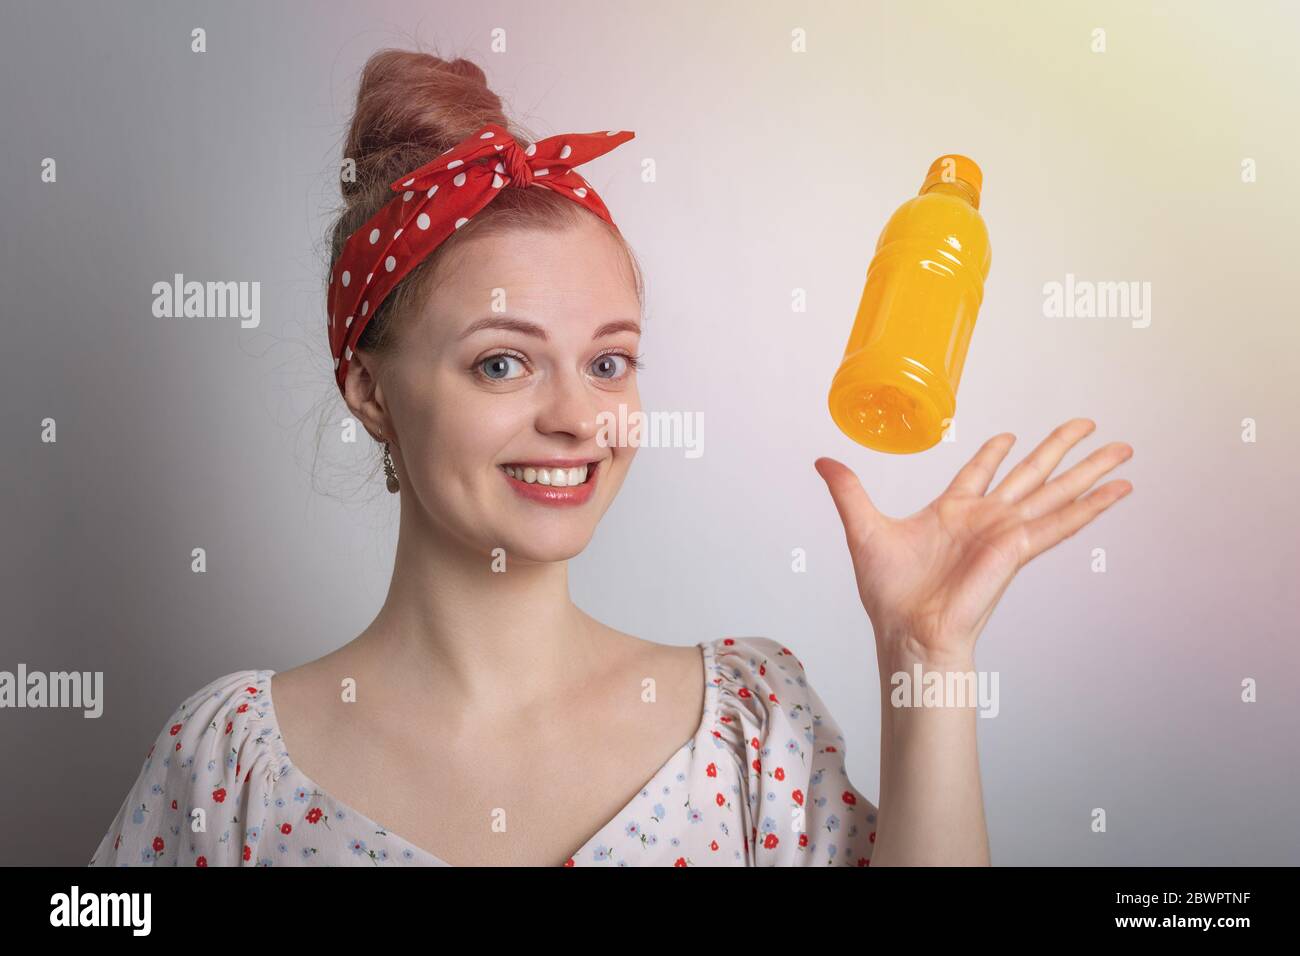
[[816, 418, 1134, 663]]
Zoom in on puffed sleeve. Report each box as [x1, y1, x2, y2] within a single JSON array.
[[88, 669, 279, 867], [712, 637, 877, 866]]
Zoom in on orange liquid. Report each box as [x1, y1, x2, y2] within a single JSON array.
[[828, 156, 992, 454]]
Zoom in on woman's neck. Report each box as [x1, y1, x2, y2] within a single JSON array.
[[346, 507, 607, 718]]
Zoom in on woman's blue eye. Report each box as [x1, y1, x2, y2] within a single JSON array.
[[480, 354, 526, 380], [591, 354, 628, 379]]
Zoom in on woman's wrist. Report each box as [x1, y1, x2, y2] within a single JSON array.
[[875, 622, 977, 677]]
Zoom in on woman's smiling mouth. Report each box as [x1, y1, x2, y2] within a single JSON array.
[[498, 458, 602, 505]]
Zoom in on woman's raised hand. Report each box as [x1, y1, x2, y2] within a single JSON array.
[[815, 418, 1133, 666]]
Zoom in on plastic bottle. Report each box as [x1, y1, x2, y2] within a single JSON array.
[[827, 154, 992, 454]]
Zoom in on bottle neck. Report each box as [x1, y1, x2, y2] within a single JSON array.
[[920, 179, 980, 209]]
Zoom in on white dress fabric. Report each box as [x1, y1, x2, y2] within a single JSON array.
[[89, 636, 878, 866]]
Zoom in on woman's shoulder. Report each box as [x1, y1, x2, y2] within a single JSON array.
[[178, 666, 271, 716], [88, 668, 284, 866], [702, 636, 878, 864], [704, 635, 818, 706], [151, 668, 277, 762], [702, 635, 843, 746]]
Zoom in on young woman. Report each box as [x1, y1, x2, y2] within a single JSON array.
[[90, 50, 1133, 867]]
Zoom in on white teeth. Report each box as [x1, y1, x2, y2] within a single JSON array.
[[504, 464, 589, 486]]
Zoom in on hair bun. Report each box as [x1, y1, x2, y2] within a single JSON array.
[[342, 49, 512, 199]]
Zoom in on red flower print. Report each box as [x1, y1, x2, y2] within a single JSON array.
[[774, 767, 785, 782], [236, 703, 248, 714], [793, 789, 804, 806], [169, 723, 183, 736], [768, 693, 779, 703], [842, 791, 857, 806], [759, 663, 766, 676], [752, 758, 761, 773], [224, 720, 233, 735], [174, 742, 181, 751], [799, 834, 809, 847], [723, 638, 735, 646], [706, 762, 717, 778], [212, 788, 227, 803], [564, 858, 574, 867], [857, 857, 869, 866], [152, 836, 164, 852], [710, 840, 719, 851], [869, 831, 876, 843], [280, 822, 292, 835], [737, 687, 752, 699], [306, 807, 323, 824], [825, 745, 838, 753], [243, 845, 251, 861], [245, 686, 258, 694], [711, 730, 723, 740], [715, 792, 726, 806], [196, 856, 207, 867], [171, 800, 178, 810], [750, 736, 760, 750], [674, 857, 688, 867], [763, 833, 779, 849]]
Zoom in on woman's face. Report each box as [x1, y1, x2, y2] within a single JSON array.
[[356, 217, 643, 564]]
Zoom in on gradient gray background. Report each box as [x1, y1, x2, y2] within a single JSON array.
[[2, 0, 1297, 865]]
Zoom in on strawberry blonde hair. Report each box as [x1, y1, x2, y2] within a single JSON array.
[[326, 48, 645, 367]]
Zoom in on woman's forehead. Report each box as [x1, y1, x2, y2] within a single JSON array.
[[428, 240, 638, 331], [418, 280, 640, 346], [447, 223, 631, 289]]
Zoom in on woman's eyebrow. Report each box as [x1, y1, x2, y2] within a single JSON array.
[[457, 316, 641, 341]]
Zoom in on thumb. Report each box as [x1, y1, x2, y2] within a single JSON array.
[[814, 456, 883, 548]]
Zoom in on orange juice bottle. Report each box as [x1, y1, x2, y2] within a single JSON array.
[[828, 155, 992, 454]]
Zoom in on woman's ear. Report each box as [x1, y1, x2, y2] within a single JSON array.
[[342, 349, 392, 444]]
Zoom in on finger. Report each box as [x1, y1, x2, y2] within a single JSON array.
[[1018, 441, 1133, 521], [1020, 478, 1133, 561], [814, 457, 883, 548], [944, 432, 1017, 497], [989, 417, 1096, 503]]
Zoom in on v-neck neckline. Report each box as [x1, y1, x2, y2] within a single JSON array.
[[259, 640, 717, 867]]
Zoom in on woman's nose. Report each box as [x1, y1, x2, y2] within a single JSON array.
[[533, 371, 602, 441]]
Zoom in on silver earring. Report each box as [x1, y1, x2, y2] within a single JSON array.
[[382, 441, 399, 493]]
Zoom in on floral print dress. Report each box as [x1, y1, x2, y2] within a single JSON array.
[[89, 636, 878, 866]]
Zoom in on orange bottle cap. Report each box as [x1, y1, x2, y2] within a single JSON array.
[[920, 154, 982, 206]]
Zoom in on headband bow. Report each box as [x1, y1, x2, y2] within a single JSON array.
[[327, 121, 635, 393]]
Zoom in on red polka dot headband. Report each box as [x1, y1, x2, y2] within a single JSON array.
[[327, 121, 636, 393]]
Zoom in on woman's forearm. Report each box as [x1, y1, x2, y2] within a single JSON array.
[[871, 640, 991, 866]]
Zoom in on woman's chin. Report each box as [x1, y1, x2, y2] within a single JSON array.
[[488, 533, 595, 566]]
